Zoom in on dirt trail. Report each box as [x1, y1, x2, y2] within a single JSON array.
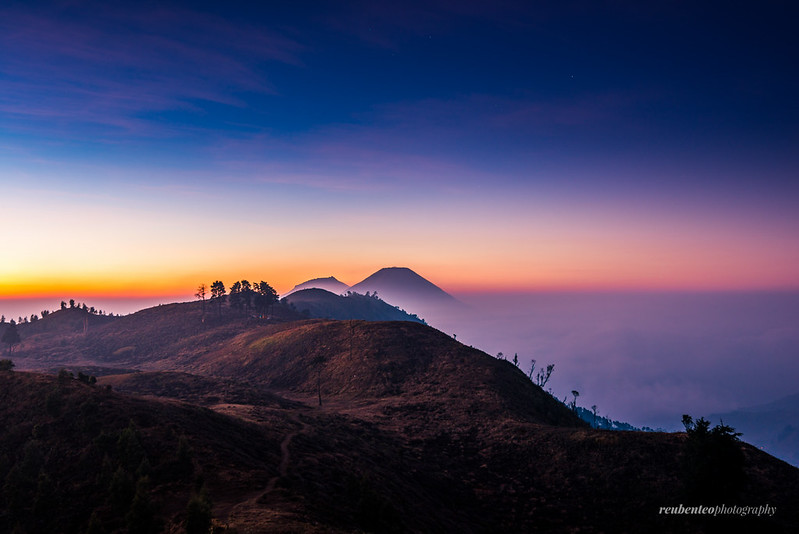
[[263, 412, 309, 493], [222, 410, 311, 526]]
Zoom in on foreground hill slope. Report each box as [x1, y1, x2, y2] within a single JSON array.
[[0, 371, 283, 533], [184, 319, 582, 429], [3, 369, 797, 533]]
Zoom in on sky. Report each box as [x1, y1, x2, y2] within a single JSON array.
[[2, 0, 799, 304]]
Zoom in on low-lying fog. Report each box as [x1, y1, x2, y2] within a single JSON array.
[[428, 291, 799, 431]]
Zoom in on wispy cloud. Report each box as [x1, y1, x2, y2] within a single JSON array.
[[0, 3, 303, 139]]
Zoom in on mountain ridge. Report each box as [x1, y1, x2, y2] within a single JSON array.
[[281, 288, 426, 323], [285, 266, 462, 321], [283, 276, 349, 297]]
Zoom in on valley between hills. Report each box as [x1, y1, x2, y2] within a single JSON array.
[[0, 277, 797, 533]]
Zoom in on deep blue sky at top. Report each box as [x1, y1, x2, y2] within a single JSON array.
[[3, 0, 797, 183]]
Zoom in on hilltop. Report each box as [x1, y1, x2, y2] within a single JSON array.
[[283, 276, 349, 297], [1, 300, 798, 532], [282, 288, 425, 323]]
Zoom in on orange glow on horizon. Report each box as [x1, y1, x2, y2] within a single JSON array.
[[3, 256, 798, 303]]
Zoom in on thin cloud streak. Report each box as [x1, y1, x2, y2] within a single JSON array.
[[0, 4, 302, 139]]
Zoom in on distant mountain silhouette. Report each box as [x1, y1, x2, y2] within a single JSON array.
[[348, 267, 461, 316], [282, 288, 425, 323], [283, 276, 349, 297], [711, 392, 799, 467]]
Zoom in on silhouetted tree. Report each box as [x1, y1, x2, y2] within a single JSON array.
[[229, 281, 243, 312], [195, 283, 207, 319], [69, 299, 76, 309], [2, 322, 20, 355], [255, 281, 278, 316], [77, 372, 97, 385], [512, 353, 519, 367], [185, 489, 213, 534], [681, 415, 745, 502], [60, 301, 66, 310], [535, 364, 554, 388], [570, 390, 580, 411], [240, 279, 253, 311], [0, 315, 5, 324], [109, 465, 134, 511], [125, 476, 160, 534], [312, 355, 326, 406], [210, 281, 226, 317], [57, 368, 73, 383], [117, 420, 146, 471], [0, 359, 14, 371]]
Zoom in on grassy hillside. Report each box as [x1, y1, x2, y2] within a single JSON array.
[[0, 371, 281, 533], [182, 319, 583, 430], [3, 369, 797, 533], [2, 302, 798, 532], [8, 300, 303, 371]]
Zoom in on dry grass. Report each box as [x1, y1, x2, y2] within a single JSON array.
[[1, 303, 797, 532]]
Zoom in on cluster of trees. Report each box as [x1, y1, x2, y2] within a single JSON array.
[[571, 405, 664, 431], [2, 313, 43, 325], [196, 279, 279, 318], [58, 300, 110, 316], [1, 314, 39, 325], [0, 301, 114, 329]]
